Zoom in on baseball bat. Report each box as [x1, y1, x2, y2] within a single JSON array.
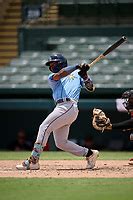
[[89, 36, 127, 68]]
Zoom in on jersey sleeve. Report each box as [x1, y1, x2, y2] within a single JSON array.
[[48, 73, 60, 89], [48, 73, 54, 81], [80, 78, 84, 87]]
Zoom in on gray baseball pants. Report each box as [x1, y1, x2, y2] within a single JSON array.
[[36, 101, 88, 156]]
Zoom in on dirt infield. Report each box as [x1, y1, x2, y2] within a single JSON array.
[[0, 160, 133, 178]]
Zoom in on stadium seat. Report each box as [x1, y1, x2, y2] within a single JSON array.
[[0, 36, 133, 89], [30, 75, 48, 84], [57, 51, 79, 59], [29, 59, 46, 67], [105, 52, 118, 60], [9, 75, 29, 84], [0, 75, 9, 83], [0, 67, 18, 75], [18, 67, 39, 75], [66, 37, 87, 44], [121, 67, 133, 75], [20, 51, 41, 59], [89, 66, 100, 75], [0, 83, 17, 88], [100, 66, 121, 75], [118, 52, 133, 59], [77, 44, 95, 52], [10, 58, 29, 67], [93, 75, 112, 84], [37, 67, 50, 75], [118, 44, 132, 52], [96, 83, 123, 88], [38, 51, 56, 60], [47, 37, 67, 45], [79, 51, 99, 60], [10, 83, 49, 89], [57, 44, 77, 52], [86, 36, 108, 44], [110, 74, 132, 84]]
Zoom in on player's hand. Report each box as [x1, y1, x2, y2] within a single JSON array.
[[78, 70, 87, 79], [76, 63, 90, 71]]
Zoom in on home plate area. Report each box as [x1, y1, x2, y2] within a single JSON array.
[[0, 160, 133, 178]]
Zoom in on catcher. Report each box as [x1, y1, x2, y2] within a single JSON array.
[[92, 90, 133, 165]]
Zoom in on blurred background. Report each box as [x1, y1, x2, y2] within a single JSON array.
[[0, 0, 133, 151]]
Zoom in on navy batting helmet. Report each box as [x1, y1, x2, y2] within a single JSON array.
[[45, 53, 67, 73], [122, 90, 133, 111]]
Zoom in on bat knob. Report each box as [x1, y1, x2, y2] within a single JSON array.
[[122, 36, 127, 41]]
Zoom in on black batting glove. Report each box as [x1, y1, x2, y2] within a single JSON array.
[[76, 63, 90, 71], [78, 70, 88, 79]]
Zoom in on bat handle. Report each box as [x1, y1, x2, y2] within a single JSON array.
[[89, 54, 105, 68]]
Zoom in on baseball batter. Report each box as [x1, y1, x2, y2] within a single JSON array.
[[16, 53, 99, 170], [92, 90, 133, 165]]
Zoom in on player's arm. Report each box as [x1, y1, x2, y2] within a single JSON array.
[[83, 74, 95, 92], [52, 63, 90, 81], [52, 65, 78, 81], [112, 118, 133, 130], [78, 67, 95, 92]]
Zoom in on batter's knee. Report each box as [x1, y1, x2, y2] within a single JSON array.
[[55, 140, 67, 150]]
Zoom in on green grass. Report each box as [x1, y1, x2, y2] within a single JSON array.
[[0, 151, 132, 160], [0, 178, 133, 200]]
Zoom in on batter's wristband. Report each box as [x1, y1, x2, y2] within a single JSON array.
[[83, 76, 92, 83]]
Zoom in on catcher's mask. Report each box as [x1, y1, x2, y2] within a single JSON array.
[[45, 53, 67, 73], [122, 90, 133, 111]]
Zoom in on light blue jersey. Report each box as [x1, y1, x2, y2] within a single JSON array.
[[48, 70, 84, 102]]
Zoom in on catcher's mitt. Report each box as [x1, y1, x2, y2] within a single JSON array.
[[92, 108, 112, 132]]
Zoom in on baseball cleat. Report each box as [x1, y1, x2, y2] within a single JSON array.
[[16, 159, 40, 170], [129, 158, 133, 165], [86, 150, 99, 169]]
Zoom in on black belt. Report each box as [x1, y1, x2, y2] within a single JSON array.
[[56, 98, 71, 104]]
